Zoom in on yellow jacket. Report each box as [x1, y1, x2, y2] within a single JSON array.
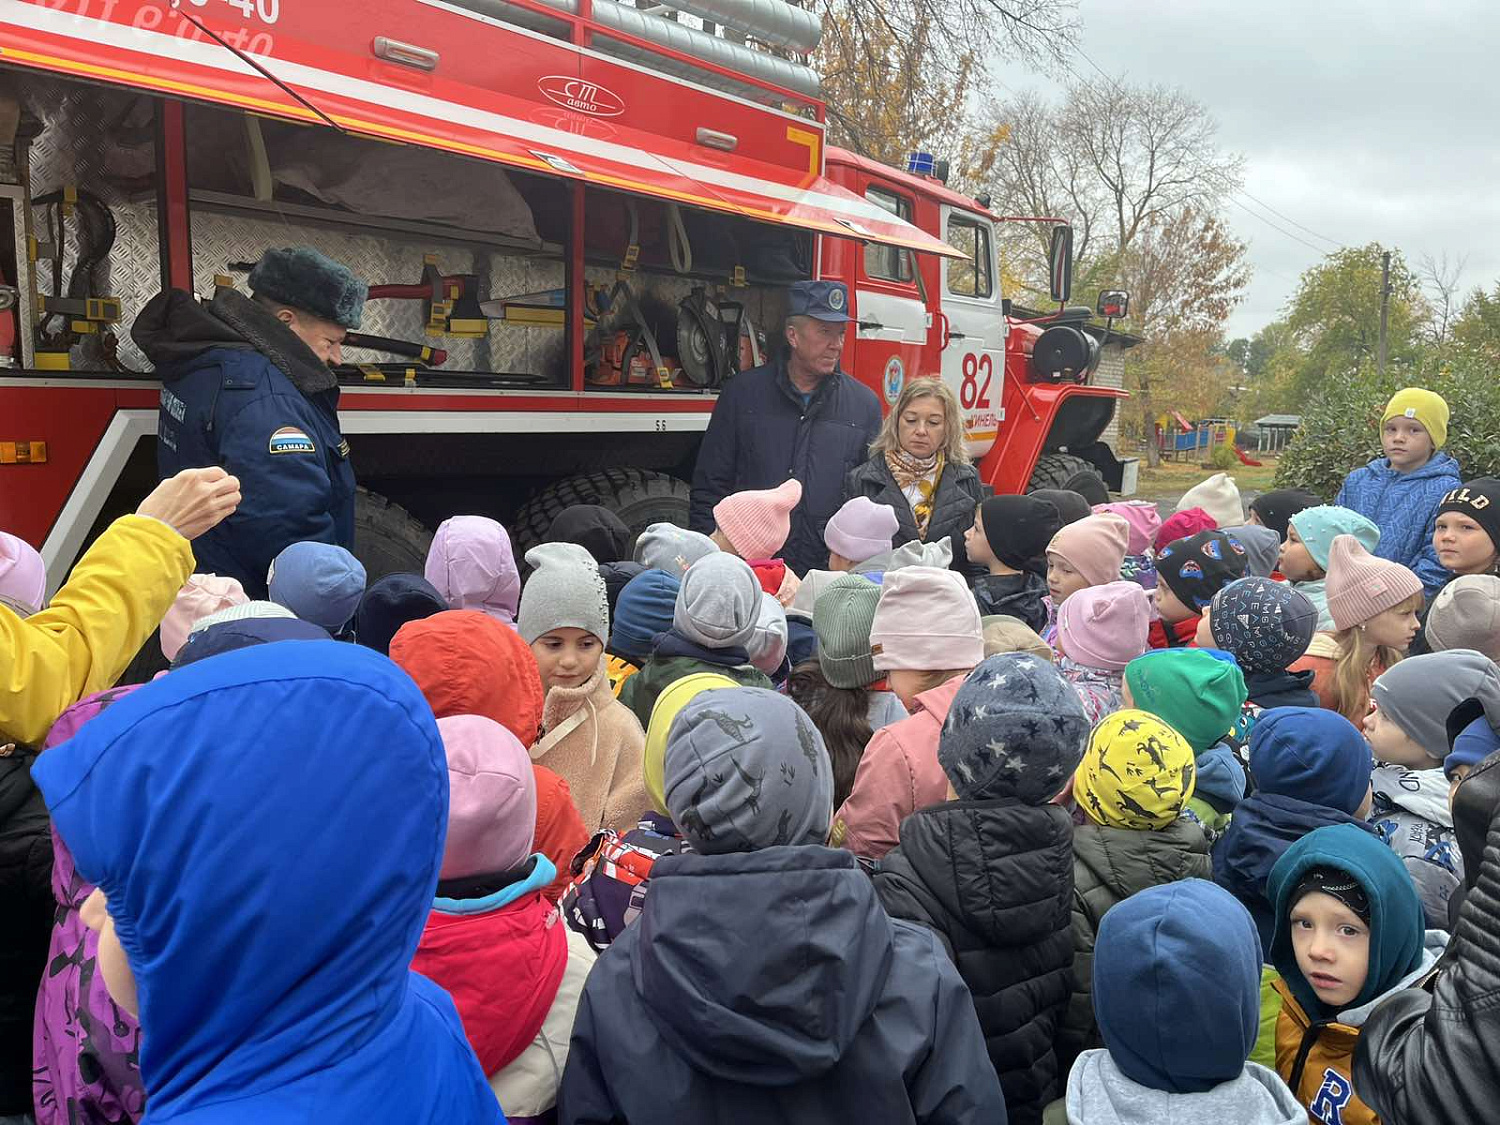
[[1273, 978, 1375, 1125], [2, 515, 193, 745]]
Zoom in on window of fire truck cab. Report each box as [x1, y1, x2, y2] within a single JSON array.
[[945, 215, 994, 300], [864, 186, 916, 284]]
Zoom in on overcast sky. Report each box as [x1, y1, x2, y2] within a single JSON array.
[[999, 0, 1500, 339]]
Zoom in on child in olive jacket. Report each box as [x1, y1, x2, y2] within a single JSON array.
[[1056, 709, 1211, 1073]]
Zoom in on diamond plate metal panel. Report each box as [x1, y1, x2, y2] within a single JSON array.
[[190, 209, 569, 376], [23, 76, 162, 371], [17, 74, 790, 380]]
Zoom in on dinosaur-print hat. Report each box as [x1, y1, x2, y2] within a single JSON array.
[[939, 653, 1090, 804], [1074, 709, 1197, 830], [662, 687, 834, 855]]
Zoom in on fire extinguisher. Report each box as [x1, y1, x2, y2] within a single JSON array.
[[0, 271, 17, 366]]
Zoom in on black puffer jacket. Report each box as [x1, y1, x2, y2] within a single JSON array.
[[873, 799, 1074, 1125], [1056, 818, 1212, 1075], [0, 748, 54, 1115], [844, 455, 985, 576], [1353, 748, 1500, 1123]]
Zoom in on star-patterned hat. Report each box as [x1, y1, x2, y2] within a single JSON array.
[[939, 652, 1090, 803]]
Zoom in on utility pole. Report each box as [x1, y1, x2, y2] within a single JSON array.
[[1377, 250, 1391, 377]]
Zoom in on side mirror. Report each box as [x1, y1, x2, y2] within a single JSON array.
[[1097, 290, 1130, 319], [1048, 225, 1073, 304]]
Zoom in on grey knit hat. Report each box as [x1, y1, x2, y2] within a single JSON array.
[[663, 687, 834, 854], [746, 593, 789, 676], [1426, 575, 1500, 661], [1370, 649, 1500, 762], [1221, 524, 1282, 579], [517, 542, 610, 644], [939, 653, 1090, 802], [673, 552, 760, 650], [633, 522, 719, 578], [813, 573, 883, 688]]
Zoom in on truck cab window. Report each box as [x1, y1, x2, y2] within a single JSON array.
[[864, 186, 915, 282], [945, 216, 994, 299]]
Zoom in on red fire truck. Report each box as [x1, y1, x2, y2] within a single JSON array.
[[0, 0, 1132, 591]]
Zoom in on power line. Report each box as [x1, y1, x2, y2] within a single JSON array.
[[1225, 195, 1330, 255], [1235, 189, 1342, 247]]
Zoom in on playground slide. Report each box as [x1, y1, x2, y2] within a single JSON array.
[[1236, 447, 1263, 468]]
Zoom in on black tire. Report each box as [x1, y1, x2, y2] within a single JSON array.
[[353, 487, 433, 583], [511, 469, 693, 559], [1026, 453, 1110, 505]]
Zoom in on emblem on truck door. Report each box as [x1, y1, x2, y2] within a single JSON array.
[[538, 77, 626, 117]]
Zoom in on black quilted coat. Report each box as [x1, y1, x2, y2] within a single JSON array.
[[873, 799, 1074, 1125], [1353, 748, 1500, 1123]]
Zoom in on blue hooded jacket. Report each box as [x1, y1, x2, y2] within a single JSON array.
[[31, 642, 502, 1124], [1336, 452, 1462, 595], [1212, 708, 1377, 951], [1092, 879, 1263, 1094]]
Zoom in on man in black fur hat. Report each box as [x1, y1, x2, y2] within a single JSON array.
[[133, 247, 366, 597]]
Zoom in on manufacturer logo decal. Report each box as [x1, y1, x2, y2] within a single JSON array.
[[538, 76, 625, 117], [268, 426, 316, 455], [883, 356, 905, 404]]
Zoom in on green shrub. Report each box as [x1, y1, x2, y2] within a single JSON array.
[[1275, 354, 1500, 500], [1210, 443, 1240, 471]]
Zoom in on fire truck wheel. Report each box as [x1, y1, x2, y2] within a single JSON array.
[[511, 469, 692, 558], [1026, 453, 1109, 505], [354, 487, 434, 583]]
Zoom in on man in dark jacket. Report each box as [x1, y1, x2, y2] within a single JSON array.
[[874, 654, 1087, 1125], [1353, 746, 1500, 1124], [559, 687, 1004, 1125], [689, 281, 881, 576], [133, 247, 365, 597]]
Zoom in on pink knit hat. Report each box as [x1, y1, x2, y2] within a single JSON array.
[[1046, 513, 1131, 588], [0, 530, 45, 617], [160, 573, 250, 660], [825, 496, 899, 563], [1154, 507, 1217, 552], [425, 515, 521, 624], [1326, 534, 1423, 631], [1093, 501, 1162, 556], [1057, 581, 1151, 672], [437, 713, 537, 879], [870, 565, 983, 671], [713, 479, 803, 560]]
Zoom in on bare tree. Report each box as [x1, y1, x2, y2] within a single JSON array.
[[981, 76, 1243, 296], [1417, 250, 1468, 349]]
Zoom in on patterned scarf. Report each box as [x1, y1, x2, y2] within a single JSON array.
[[885, 448, 945, 540]]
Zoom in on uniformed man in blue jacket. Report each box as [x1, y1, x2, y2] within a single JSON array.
[[689, 280, 881, 576], [132, 247, 366, 598]]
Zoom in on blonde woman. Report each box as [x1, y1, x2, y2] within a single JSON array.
[[844, 377, 984, 574]]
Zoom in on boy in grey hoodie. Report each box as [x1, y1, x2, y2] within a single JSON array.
[[1050, 879, 1303, 1125]]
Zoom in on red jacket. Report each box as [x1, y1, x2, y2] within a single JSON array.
[[413, 882, 567, 1075], [1149, 614, 1200, 649]]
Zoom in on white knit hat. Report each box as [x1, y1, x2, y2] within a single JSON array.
[[1176, 472, 1244, 529]]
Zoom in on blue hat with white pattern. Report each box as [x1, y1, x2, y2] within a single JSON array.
[[939, 653, 1090, 803]]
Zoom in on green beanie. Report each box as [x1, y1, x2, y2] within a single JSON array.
[[1124, 649, 1247, 752], [813, 573, 883, 688]]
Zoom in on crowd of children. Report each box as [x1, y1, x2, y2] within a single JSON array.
[[3, 383, 1500, 1124]]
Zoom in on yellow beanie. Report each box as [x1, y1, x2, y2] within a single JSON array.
[[643, 673, 738, 816], [1382, 388, 1449, 449], [1073, 709, 1197, 830]]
